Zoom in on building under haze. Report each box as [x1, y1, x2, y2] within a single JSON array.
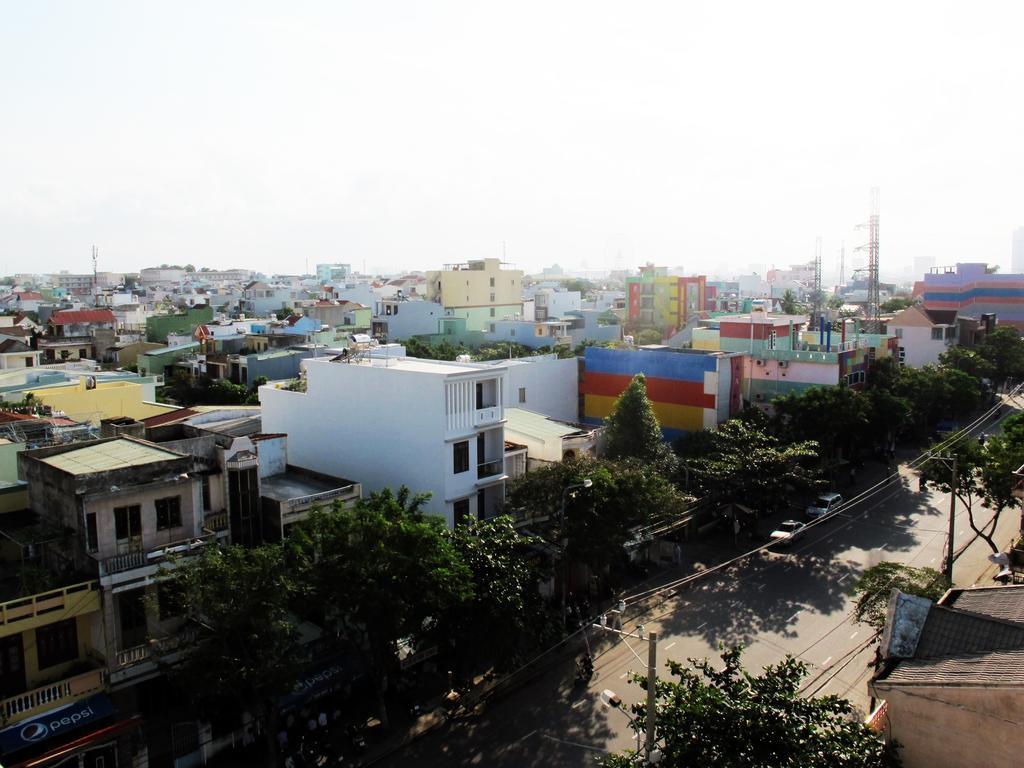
[[425, 258, 524, 333], [917, 262, 1024, 330], [1013, 227, 1024, 274], [625, 265, 706, 339]]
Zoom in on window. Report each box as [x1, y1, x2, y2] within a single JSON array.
[[85, 513, 98, 553], [490, 307, 495, 317], [36, 619, 78, 670], [201, 475, 211, 511], [931, 327, 944, 341], [510, 328, 515, 337], [489, 323, 495, 333], [453, 441, 470, 474], [518, 387, 527, 403], [490, 293, 495, 302], [155, 497, 182, 530], [893, 327, 903, 339], [114, 505, 142, 550], [453, 499, 470, 526], [489, 277, 495, 287]]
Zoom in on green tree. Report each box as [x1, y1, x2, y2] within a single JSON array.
[[274, 306, 295, 321], [292, 488, 472, 726], [880, 296, 914, 313], [636, 328, 663, 345], [771, 385, 870, 459], [679, 419, 821, 514], [939, 346, 996, 381], [437, 516, 554, 674], [978, 326, 1024, 387], [604, 647, 899, 768], [504, 456, 686, 570], [167, 544, 303, 764], [918, 438, 1001, 554], [561, 278, 595, 295], [853, 562, 951, 630], [602, 374, 675, 469], [780, 288, 798, 314]]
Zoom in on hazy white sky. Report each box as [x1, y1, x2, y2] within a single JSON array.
[[1, 1, 1022, 281]]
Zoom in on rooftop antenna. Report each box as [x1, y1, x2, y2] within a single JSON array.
[[92, 245, 99, 306], [838, 241, 846, 287]]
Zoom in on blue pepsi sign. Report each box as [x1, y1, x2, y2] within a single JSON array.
[[0, 694, 114, 755]]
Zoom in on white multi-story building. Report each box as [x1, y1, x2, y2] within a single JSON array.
[[261, 355, 509, 526]]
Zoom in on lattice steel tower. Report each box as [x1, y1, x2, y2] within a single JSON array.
[[811, 235, 823, 327], [866, 187, 880, 332]]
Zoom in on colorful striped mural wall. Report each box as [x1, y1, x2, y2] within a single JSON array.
[[581, 347, 735, 439]]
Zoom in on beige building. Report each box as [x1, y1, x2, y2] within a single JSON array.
[[425, 258, 524, 331], [870, 585, 1024, 768]]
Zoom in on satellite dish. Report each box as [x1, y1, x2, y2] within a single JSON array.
[[85, 376, 97, 390]]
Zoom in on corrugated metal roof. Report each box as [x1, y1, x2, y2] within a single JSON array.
[[505, 408, 589, 440], [40, 439, 183, 475]]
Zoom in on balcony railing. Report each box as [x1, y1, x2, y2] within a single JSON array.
[[473, 406, 502, 426], [116, 627, 198, 670], [0, 581, 100, 635], [38, 335, 94, 346], [477, 459, 503, 479], [203, 511, 229, 532], [1, 668, 106, 723], [96, 533, 216, 578], [286, 484, 358, 511]]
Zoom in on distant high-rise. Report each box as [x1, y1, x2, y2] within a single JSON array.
[[1013, 227, 1024, 274]]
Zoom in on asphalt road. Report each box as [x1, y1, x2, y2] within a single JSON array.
[[380, 409, 1020, 767]]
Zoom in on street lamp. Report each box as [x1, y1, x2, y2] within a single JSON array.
[[594, 616, 660, 763], [559, 478, 593, 627]]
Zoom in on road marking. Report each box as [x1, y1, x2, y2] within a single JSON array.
[[619, 672, 628, 679], [538, 733, 609, 753], [930, 557, 936, 563], [517, 729, 537, 743], [696, 621, 707, 630], [664, 641, 677, 650], [757, 583, 767, 591], [959, 530, 965, 536], [572, 699, 586, 709], [788, 610, 802, 622], [850, 631, 859, 640], [822, 656, 833, 667], [878, 544, 887, 551], [838, 573, 850, 584]]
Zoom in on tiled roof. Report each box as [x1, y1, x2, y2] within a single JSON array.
[[945, 585, 1024, 623], [914, 606, 1024, 658], [12, 292, 42, 300], [140, 408, 198, 428], [39, 438, 183, 475], [49, 309, 116, 325], [882, 647, 1024, 686], [0, 339, 31, 354]]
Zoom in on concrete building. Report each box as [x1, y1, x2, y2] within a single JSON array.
[[886, 306, 958, 368], [625, 265, 706, 338], [1014, 227, 1024, 274], [316, 263, 352, 285], [145, 306, 214, 344], [240, 282, 307, 317], [261, 355, 509, 526], [476, 354, 579, 423], [0, 340, 42, 370], [580, 346, 743, 439], [41, 308, 117, 362], [870, 586, 1024, 768], [137, 342, 201, 378], [917, 262, 1024, 330], [425, 259, 524, 332], [139, 267, 186, 287], [372, 298, 444, 339]]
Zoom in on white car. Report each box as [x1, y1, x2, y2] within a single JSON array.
[[770, 520, 806, 546], [806, 492, 843, 520]]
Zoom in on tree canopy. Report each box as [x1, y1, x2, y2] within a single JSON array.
[[853, 562, 951, 631], [602, 373, 675, 469], [604, 646, 899, 768]]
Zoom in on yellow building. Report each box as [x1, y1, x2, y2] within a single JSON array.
[[26, 379, 176, 427], [425, 258, 524, 332]]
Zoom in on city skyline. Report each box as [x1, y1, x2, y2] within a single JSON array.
[[2, 1, 1022, 278]]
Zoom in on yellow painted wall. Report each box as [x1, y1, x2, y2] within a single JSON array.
[[427, 259, 523, 309], [583, 394, 704, 431], [28, 380, 176, 426], [691, 329, 721, 351], [23, 613, 100, 689]]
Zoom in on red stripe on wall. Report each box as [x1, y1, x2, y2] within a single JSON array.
[[582, 371, 715, 409], [719, 322, 775, 340]]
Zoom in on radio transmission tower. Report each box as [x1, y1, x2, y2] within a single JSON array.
[[838, 241, 845, 287], [811, 236, 823, 327], [866, 187, 880, 332], [92, 245, 99, 307]]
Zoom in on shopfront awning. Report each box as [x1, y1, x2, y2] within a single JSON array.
[[0, 694, 114, 756], [276, 655, 365, 712]]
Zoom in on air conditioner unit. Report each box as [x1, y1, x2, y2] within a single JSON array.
[[778, 360, 789, 368], [754, 359, 765, 366]]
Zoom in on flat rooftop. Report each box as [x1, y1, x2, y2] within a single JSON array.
[[260, 468, 356, 502], [315, 356, 483, 375], [40, 438, 183, 475]]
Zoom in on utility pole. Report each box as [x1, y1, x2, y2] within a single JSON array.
[[945, 456, 957, 581], [645, 630, 658, 760]]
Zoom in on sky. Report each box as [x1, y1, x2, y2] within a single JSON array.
[[1, 1, 1022, 282]]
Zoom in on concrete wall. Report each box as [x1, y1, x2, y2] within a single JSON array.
[[501, 357, 579, 423], [27, 380, 175, 426], [875, 685, 1024, 768], [145, 306, 213, 343], [255, 435, 287, 478], [374, 301, 444, 338], [893, 325, 948, 368], [0, 439, 24, 483]]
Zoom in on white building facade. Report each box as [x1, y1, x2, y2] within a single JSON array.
[[260, 356, 508, 527]]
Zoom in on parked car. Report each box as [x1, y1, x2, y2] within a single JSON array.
[[770, 520, 806, 546], [806, 492, 843, 520]]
